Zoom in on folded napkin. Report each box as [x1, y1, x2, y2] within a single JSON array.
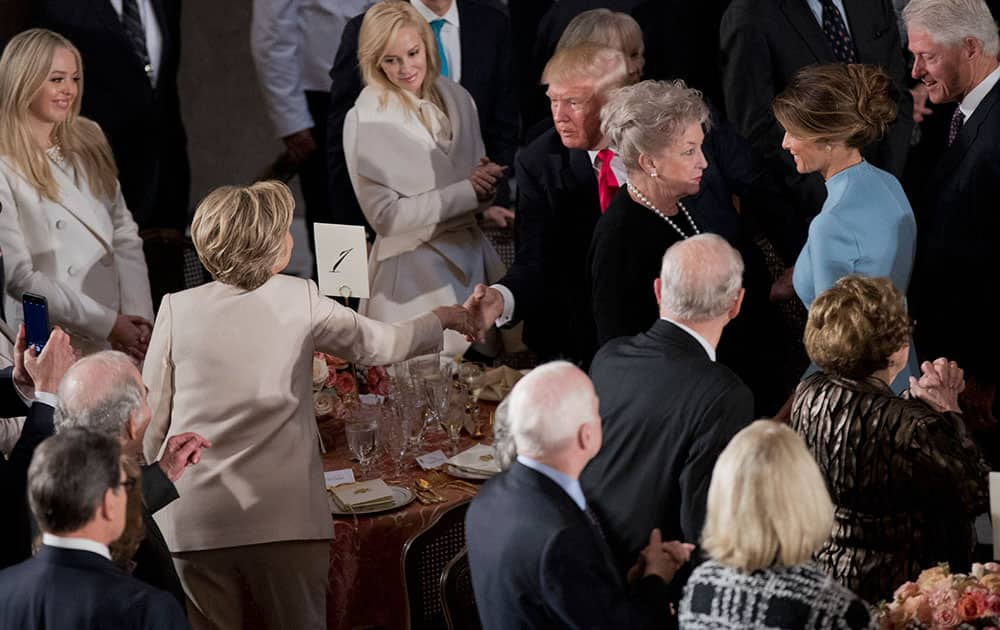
[[447, 443, 502, 475], [329, 479, 395, 511], [479, 366, 528, 402]]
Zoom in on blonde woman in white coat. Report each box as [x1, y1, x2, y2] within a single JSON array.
[[344, 1, 505, 357], [0, 29, 153, 359]]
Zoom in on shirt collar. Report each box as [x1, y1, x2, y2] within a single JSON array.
[[517, 455, 587, 511], [959, 63, 1000, 121], [42, 533, 111, 561], [413, 0, 460, 28], [660, 316, 717, 361]]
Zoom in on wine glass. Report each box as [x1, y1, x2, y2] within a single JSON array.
[[379, 403, 410, 479], [458, 362, 486, 436], [439, 386, 466, 454], [345, 418, 377, 478]]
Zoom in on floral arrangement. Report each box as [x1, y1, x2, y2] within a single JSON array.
[[880, 563, 1000, 629], [312, 354, 392, 419], [312, 353, 355, 420]]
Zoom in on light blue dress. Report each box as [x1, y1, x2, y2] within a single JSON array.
[[793, 161, 918, 393]]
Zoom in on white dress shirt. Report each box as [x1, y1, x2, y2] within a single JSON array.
[[413, 0, 462, 83], [959, 63, 1000, 121], [42, 533, 112, 561], [805, 0, 853, 38], [491, 150, 627, 327], [251, 0, 376, 138], [661, 316, 717, 361], [109, 0, 163, 87]]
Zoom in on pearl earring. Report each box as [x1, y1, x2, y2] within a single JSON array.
[[650, 170, 658, 178], [825, 144, 833, 152]]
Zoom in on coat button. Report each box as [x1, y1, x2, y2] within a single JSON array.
[[55, 219, 65, 229], [67, 265, 76, 276]]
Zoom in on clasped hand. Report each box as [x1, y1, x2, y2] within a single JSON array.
[[469, 158, 506, 202], [461, 284, 505, 343], [908, 357, 965, 414], [109, 314, 153, 362], [627, 528, 695, 585]]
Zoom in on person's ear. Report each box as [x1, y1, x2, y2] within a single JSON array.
[[637, 152, 656, 177], [654, 277, 663, 307], [98, 487, 116, 523], [728, 288, 745, 320]]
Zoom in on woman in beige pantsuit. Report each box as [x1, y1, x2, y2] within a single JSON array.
[[142, 181, 474, 629]]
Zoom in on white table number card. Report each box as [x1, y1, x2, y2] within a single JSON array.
[[990, 472, 1000, 559], [314, 223, 370, 299]]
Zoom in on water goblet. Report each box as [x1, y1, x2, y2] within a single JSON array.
[[345, 418, 377, 478], [379, 404, 410, 480]]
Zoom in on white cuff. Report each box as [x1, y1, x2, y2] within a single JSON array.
[[491, 284, 515, 328], [34, 391, 58, 408]]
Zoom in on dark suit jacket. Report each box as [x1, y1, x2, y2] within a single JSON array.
[[34, 0, 190, 231], [498, 127, 602, 366], [581, 320, 754, 581], [909, 78, 1000, 385], [0, 369, 55, 569], [134, 463, 184, 607], [720, 0, 913, 261], [466, 462, 671, 629], [0, 545, 187, 629], [327, 0, 517, 231]]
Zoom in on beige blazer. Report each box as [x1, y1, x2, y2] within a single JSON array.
[[0, 151, 153, 352], [344, 78, 504, 356], [142, 274, 442, 552]]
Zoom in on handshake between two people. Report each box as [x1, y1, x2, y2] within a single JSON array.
[[431, 283, 507, 343]]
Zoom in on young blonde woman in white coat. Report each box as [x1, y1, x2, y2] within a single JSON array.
[[344, 1, 505, 357], [0, 29, 153, 359]]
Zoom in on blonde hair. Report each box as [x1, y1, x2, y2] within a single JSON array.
[[804, 275, 911, 379], [702, 420, 834, 572], [0, 29, 118, 203], [542, 44, 629, 96], [556, 9, 644, 60], [357, 2, 445, 119], [191, 181, 295, 291], [773, 64, 897, 148]]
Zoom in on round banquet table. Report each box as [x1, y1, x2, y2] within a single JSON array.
[[321, 406, 494, 630]]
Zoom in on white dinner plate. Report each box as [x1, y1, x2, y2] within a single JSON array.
[[446, 464, 494, 481], [329, 485, 415, 516]]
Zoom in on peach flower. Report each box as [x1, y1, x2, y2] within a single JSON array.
[[334, 372, 357, 396], [894, 581, 920, 602], [957, 590, 987, 621], [324, 354, 349, 370], [932, 606, 960, 628], [901, 596, 933, 627]]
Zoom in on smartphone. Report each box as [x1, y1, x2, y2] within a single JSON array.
[[22, 292, 50, 354]]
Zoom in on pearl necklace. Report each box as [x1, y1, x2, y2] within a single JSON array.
[[45, 145, 67, 169], [626, 182, 700, 239]]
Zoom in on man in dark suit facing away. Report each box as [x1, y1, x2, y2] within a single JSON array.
[[581, 234, 754, 589], [0, 428, 188, 630], [902, 0, 1000, 452], [466, 361, 694, 629], [720, 0, 914, 262], [326, 0, 518, 235]]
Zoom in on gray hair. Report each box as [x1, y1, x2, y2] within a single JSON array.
[[556, 9, 644, 57], [601, 80, 710, 171], [508, 361, 597, 458], [903, 0, 999, 56], [28, 428, 122, 534], [55, 351, 144, 439], [491, 397, 516, 471], [659, 234, 744, 322]]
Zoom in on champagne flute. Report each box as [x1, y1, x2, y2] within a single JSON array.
[[379, 403, 410, 479]]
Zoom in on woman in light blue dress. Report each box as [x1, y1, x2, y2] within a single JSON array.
[[773, 63, 918, 392]]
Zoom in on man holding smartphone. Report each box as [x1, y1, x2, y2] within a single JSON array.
[[0, 324, 76, 568]]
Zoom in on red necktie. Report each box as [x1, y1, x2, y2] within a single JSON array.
[[596, 149, 619, 213]]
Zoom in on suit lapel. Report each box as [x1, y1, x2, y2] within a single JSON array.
[[932, 81, 1000, 187], [149, 0, 170, 71], [47, 163, 115, 254], [843, 0, 890, 63], [565, 148, 598, 205], [456, 0, 476, 82], [778, 0, 835, 63], [92, 0, 127, 38]]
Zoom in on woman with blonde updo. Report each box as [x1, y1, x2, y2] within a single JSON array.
[[791, 276, 988, 603], [773, 63, 918, 391]]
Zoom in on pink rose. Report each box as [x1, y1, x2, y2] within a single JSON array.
[[324, 354, 349, 370], [331, 397, 348, 420], [901, 596, 933, 626], [894, 581, 920, 602], [985, 594, 1000, 616], [931, 606, 961, 629], [957, 591, 987, 621], [928, 585, 959, 609], [986, 562, 1000, 573], [366, 366, 389, 396], [334, 372, 357, 396]]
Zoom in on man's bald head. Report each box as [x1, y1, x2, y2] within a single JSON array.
[[658, 234, 744, 322], [55, 351, 146, 441], [508, 361, 600, 459]]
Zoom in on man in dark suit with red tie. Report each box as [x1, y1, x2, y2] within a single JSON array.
[[464, 45, 631, 367], [902, 0, 1000, 456]]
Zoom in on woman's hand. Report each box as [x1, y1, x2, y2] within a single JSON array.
[[469, 159, 505, 202], [109, 314, 153, 361], [432, 305, 478, 340], [769, 267, 796, 302], [909, 357, 964, 413]]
